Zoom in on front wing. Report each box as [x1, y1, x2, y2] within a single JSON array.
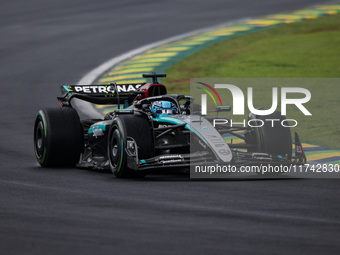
[[127, 151, 296, 171]]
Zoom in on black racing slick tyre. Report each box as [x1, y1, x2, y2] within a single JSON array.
[[248, 111, 292, 159], [108, 114, 153, 178], [34, 107, 83, 167]]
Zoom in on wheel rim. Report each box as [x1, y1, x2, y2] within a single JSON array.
[[110, 129, 121, 169], [34, 120, 45, 160]]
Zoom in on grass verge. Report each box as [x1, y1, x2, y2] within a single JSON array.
[[163, 14, 340, 149]]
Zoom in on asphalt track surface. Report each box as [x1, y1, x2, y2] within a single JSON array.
[[1, 0, 340, 254]]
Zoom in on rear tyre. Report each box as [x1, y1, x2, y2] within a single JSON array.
[[247, 111, 292, 159], [34, 107, 83, 167], [108, 114, 153, 178]]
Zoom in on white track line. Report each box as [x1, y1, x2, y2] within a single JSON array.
[[76, 18, 249, 117]]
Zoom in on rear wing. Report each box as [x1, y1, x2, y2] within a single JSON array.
[[58, 83, 145, 107], [57, 72, 168, 108]]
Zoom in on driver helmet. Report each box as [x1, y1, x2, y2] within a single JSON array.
[[151, 100, 177, 115]]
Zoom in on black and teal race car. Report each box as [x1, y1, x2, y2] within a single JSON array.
[[34, 73, 306, 178]]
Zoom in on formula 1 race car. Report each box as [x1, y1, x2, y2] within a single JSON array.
[[34, 73, 306, 177]]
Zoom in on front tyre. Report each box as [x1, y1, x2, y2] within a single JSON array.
[[108, 115, 153, 178], [34, 108, 83, 167]]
